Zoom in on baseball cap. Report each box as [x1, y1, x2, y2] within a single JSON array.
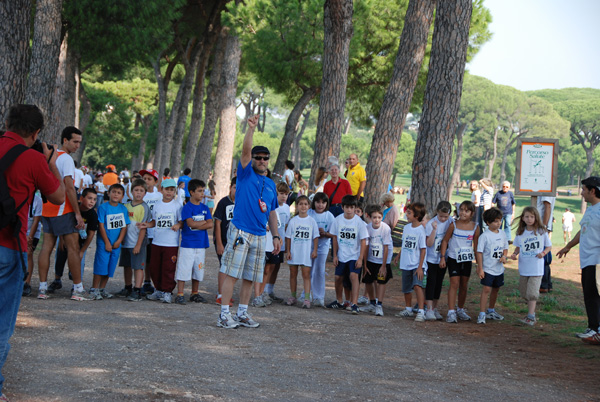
[[581, 176, 600, 192], [251, 145, 270, 155], [106, 164, 116, 171], [161, 178, 177, 188], [139, 169, 159, 181]]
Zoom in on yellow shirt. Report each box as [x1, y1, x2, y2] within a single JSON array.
[[347, 162, 366, 197]]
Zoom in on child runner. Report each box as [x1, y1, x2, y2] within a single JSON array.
[[308, 192, 335, 307], [119, 179, 150, 301], [424, 201, 453, 321], [361, 205, 393, 316], [328, 195, 368, 314], [475, 207, 508, 324], [23, 193, 43, 296], [394, 202, 427, 322], [175, 179, 213, 304], [138, 178, 183, 303], [440, 200, 479, 323], [510, 206, 552, 326], [140, 169, 162, 295], [213, 177, 236, 305], [285, 195, 319, 308], [91, 184, 129, 299]]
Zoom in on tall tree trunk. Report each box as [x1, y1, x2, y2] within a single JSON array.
[[364, 0, 435, 205], [183, 52, 210, 173], [291, 107, 312, 167], [193, 31, 227, 182], [134, 116, 152, 171], [343, 116, 351, 135], [273, 87, 319, 176], [487, 126, 499, 180], [151, 52, 168, 170], [482, 150, 490, 178], [310, 0, 354, 188], [213, 31, 242, 203], [25, 0, 64, 129], [0, 0, 32, 124], [410, 0, 472, 208], [447, 122, 467, 199]]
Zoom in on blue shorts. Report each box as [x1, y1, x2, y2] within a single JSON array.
[[94, 242, 122, 277], [480, 272, 504, 288], [335, 260, 361, 276], [401, 269, 425, 293]]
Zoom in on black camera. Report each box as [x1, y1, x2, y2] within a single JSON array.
[[30, 139, 54, 154]]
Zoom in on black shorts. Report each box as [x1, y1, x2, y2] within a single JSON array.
[[363, 261, 393, 284], [265, 251, 282, 264], [480, 272, 504, 288], [447, 257, 472, 277]]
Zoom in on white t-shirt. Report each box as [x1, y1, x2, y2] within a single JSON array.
[[513, 229, 551, 276], [399, 223, 427, 271], [562, 211, 575, 230], [477, 230, 508, 276], [308, 209, 335, 254], [425, 216, 454, 264], [275, 203, 291, 251], [537, 196, 556, 231], [284, 169, 294, 188], [82, 174, 93, 189], [471, 189, 481, 207], [285, 215, 319, 267], [151, 199, 182, 247], [329, 214, 369, 263], [27, 194, 43, 239], [579, 202, 600, 268], [95, 182, 106, 194], [73, 168, 84, 190], [367, 222, 393, 264], [143, 190, 164, 239], [177, 188, 186, 206]]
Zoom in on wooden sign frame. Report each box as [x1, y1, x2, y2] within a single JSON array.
[[514, 138, 559, 196]]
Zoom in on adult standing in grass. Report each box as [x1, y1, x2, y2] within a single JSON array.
[[557, 177, 600, 345], [561, 208, 576, 244], [492, 181, 515, 243]]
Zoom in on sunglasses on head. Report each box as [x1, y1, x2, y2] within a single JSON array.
[[252, 155, 270, 161]]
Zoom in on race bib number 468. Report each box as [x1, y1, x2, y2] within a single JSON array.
[[456, 247, 474, 263]]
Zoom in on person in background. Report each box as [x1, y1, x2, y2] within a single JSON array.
[[537, 195, 556, 293], [562, 208, 576, 244], [346, 154, 366, 201], [492, 181, 516, 243]]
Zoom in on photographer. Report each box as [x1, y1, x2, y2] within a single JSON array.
[[0, 104, 64, 400]]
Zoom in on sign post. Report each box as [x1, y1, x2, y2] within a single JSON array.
[[514, 138, 559, 207]]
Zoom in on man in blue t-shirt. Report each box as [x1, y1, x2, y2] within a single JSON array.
[[177, 168, 192, 202], [492, 181, 515, 242], [217, 115, 280, 329]]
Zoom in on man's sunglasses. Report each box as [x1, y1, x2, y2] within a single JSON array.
[[252, 155, 270, 161]]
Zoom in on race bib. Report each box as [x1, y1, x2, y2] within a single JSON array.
[[156, 213, 174, 228], [146, 199, 159, 212], [521, 236, 540, 257], [225, 204, 234, 221], [490, 246, 504, 260], [403, 235, 418, 252], [371, 242, 383, 258], [107, 213, 126, 230], [294, 225, 312, 241], [456, 246, 474, 263], [433, 238, 442, 254], [339, 226, 357, 247]]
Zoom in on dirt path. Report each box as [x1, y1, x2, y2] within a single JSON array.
[[4, 241, 600, 401]]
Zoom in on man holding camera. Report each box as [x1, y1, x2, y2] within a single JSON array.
[[0, 104, 65, 401]]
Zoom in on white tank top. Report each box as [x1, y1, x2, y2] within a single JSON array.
[[447, 223, 478, 262]]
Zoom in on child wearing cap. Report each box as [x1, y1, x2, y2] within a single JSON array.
[[137, 178, 183, 303]]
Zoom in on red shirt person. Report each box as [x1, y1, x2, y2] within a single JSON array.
[[323, 164, 352, 217]]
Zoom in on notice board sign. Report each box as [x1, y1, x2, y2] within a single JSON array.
[[514, 138, 558, 196]]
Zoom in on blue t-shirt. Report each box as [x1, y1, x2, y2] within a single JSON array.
[[232, 160, 278, 236], [181, 201, 212, 249], [177, 175, 192, 198], [97, 202, 130, 246], [492, 190, 515, 215]]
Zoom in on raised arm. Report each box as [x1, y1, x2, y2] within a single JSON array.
[[241, 115, 260, 169]]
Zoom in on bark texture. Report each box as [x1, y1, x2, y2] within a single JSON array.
[[310, 0, 353, 188], [193, 31, 227, 182], [446, 122, 467, 199], [363, 0, 435, 205], [0, 0, 32, 123], [25, 0, 64, 126], [212, 31, 242, 203], [151, 51, 169, 170], [410, 0, 472, 208], [272, 87, 319, 176]]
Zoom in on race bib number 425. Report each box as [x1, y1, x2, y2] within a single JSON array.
[[156, 213, 174, 228]]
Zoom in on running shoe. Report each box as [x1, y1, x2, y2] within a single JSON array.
[[146, 290, 164, 301], [261, 292, 273, 305], [457, 309, 471, 321], [486, 311, 504, 321], [22, 283, 32, 297], [424, 310, 437, 321], [252, 296, 267, 307], [71, 290, 92, 301], [446, 311, 458, 323], [375, 305, 384, 316], [142, 282, 155, 295], [285, 297, 297, 306], [519, 316, 536, 326], [357, 295, 369, 305], [190, 294, 206, 303], [175, 295, 186, 305], [268, 292, 284, 302], [433, 308, 443, 321], [326, 300, 344, 309], [575, 328, 597, 339], [99, 289, 114, 299], [351, 304, 359, 314], [217, 312, 240, 329], [116, 287, 132, 297], [395, 309, 414, 318], [359, 304, 376, 313], [162, 292, 172, 304], [414, 311, 425, 322], [0, 392, 10, 402], [581, 332, 600, 345], [312, 298, 325, 308], [235, 312, 260, 328], [47, 280, 62, 293], [477, 314, 486, 324], [302, 299, 311, 309], [343, 300, 352, 311], [88, 289, 103, 300], [127, 290, 142, 302]]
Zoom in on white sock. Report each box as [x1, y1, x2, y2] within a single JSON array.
[[448, 309, 456, 314], [237, 304, 248, 316], [217, 293, 222, 299], [221, 305, 230, 315], [418, 309, 425, 314], [73, 283, 84, 292], [406, 307, 413, 312], [39, 282, 47, 291], [479, 311, 486, 317]]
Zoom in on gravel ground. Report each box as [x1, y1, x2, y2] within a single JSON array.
[[4, 239, 600, 401]]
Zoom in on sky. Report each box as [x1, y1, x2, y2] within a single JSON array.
[[467, 0, 600, 91]]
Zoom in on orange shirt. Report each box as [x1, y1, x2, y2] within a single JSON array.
[[103, 171, 119, 186], [42, 150, 74, 217]]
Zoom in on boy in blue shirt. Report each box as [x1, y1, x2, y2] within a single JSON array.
[[174, 179, 213, 304], [91, 184, 130, 299]]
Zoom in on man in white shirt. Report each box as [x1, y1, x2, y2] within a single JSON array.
[[561, 208, 576, 244]]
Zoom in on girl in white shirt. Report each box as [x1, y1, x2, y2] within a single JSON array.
[[510, 206, 552, 326]]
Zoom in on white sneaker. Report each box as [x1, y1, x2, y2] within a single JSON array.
[[395, 308, 414, 318], [414, 311, 425, 322], [312, 298, 325, 307], [457, 308, 471, 321], [357, 295, 370, 305], [424, 310, 436, 321], [375, 305, 384, 316], [359, 304, 376, 313], [575, 328, 597, 339], [477, 314, 486, 324], [252, 296, 267, 307], [146, 290, 163, 301], [486, 311, 504, 321], [261, 292, 273, 305], [446, 311, 458, 323], [217, 312, 240, 329], [433, 308, 443, 320], [235, 312, 260, 328], [162, 292, 172, 304]]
